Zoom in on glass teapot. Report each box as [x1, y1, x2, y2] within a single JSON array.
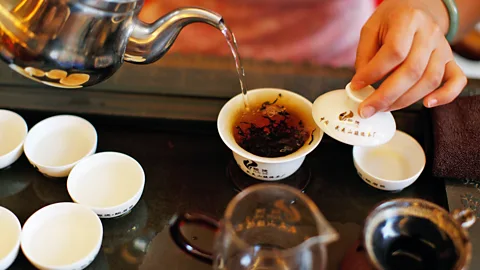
[[0, 0, 224, 88], [169, 184, 339, 270]]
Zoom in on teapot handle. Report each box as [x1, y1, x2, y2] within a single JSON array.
[[169, 212, 219, 264], [451, 208, 476, 229]]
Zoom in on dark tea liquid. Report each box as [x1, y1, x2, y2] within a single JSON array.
[[233, 95, 312, 158], [372, 216, 459, 270]]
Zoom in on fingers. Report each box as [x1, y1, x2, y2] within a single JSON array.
[[423, 60, 467, 108], [351, 15, 417, 90], [354, 24, 380, 72], [387, 48, 445, 111], [352, 7, 465, 116], [358, 30, 434, 117]]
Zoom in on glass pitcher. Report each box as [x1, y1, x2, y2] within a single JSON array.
[[169, 183, 339, 270]]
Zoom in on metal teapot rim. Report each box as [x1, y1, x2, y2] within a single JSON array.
[[75, 0, 144, 14]]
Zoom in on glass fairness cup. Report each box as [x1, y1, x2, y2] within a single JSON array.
[[169, 184, 339, 270]]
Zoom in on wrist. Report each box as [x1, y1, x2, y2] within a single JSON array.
[[383, 0, 450, 34], [440, 0, 460, 42], [424, 0, 451, 35]]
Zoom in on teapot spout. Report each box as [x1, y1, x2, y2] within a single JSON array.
[[125, 7, 223, 64]]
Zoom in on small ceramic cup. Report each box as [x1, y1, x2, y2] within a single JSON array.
[[353, 130, 426, 191], [20, 202, 103, 270], [0, 110, 28, 170], [24, 115, 97, 178], [0, 206, 21, 270], [217, 88, 323, 181], [67, 152, 145, 219]]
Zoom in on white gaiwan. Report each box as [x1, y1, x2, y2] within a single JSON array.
[[312, 83, 396, 147]]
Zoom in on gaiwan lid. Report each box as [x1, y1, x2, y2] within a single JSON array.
[[312, 83, 396, 147]]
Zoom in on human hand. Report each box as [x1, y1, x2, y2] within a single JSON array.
[[351, 0, 468, 118]]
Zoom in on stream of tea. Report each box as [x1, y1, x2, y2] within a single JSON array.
[[219, 22, 250, 110]]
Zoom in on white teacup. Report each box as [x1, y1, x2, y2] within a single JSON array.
[[67, 152, 145, 219], [0, 110, 28, 170], [217, 88, 323, 181], [20, 202, 103, 270], [0, 206, 21, 270], [24, 115, 97, 178]]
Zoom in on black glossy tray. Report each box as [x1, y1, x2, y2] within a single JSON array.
[[1, 108, 447, 270]]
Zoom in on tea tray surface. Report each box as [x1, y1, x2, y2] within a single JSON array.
[[0, 109, 448, 269]]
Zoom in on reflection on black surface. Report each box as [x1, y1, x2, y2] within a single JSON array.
[[227, 159, 312, 193], [102, 200, 149, 252], [340, 240, 375, 270], [85, 250, 110, 270], [139, 224, 213, 270], [32, 174, 71, 204], [0, 155, 33, 199], [101, 228, 157, 270], [329, 222, 364, 270], [119, 229, 157, 266], [100, 200, 153, 270]]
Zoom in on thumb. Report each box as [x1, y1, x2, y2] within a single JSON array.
[[352, 25, 380, 90]]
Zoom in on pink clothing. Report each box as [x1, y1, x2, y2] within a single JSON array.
[[139, 0, 376, 67]]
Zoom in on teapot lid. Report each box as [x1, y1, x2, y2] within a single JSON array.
[[311, 83, 396, 147]]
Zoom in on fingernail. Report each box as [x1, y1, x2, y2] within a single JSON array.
[[351, 80, 365, 90], [360, 106, 376, 118], [427, 99, 438, 108]]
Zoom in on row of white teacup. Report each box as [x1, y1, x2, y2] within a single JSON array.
[[0, 202, 109, 270], [217, 88, 427, 192], [0, 111, 146, 269], [1, 109, 96, 177], [0, 110, 145, 217]]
